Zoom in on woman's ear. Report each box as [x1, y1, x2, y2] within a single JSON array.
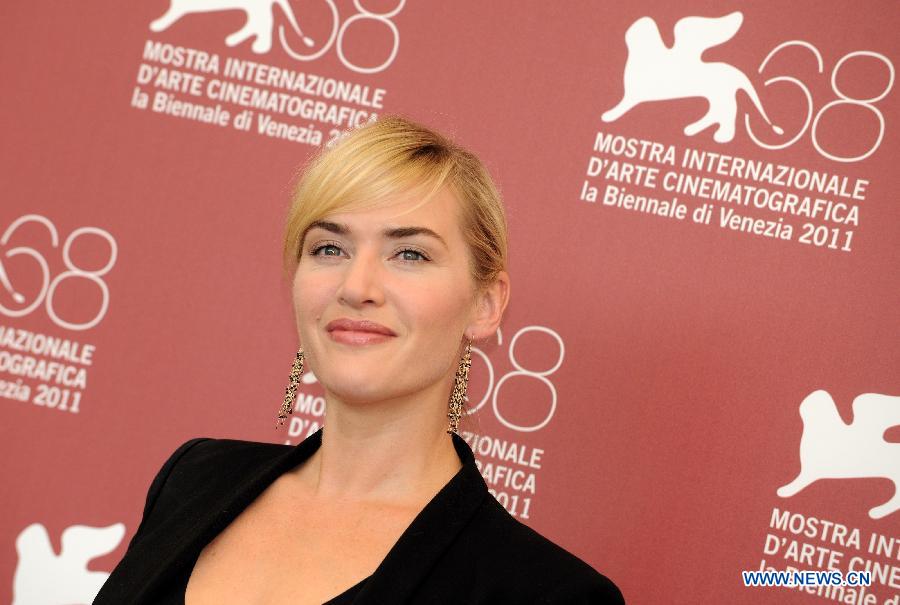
[[467, 271, 510, 341]]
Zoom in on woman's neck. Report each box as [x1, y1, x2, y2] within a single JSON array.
[[292, 389, 464, 507]]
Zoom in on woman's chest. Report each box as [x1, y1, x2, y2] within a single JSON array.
[[183, 480, 420, 605]]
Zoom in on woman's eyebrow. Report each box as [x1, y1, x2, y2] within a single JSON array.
[[305, 220, 448, 249]]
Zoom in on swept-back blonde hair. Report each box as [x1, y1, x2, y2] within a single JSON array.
[[282, 115, 509, 296]]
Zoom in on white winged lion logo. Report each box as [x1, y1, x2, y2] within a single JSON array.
[[602, 11, 783, 143], [150, 0, 315, 54], [13, 522, 126, 605], [778, 390, 900, 520]]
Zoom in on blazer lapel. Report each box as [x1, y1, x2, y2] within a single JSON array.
[[129, 430, 323, 603], [352, 433, 488, 603], [122, 427, 486, 604]]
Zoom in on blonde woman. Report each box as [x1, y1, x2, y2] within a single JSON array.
[[94, 115, 624, 604]]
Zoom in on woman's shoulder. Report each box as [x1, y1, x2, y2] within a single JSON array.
[[159, 436, 290, 469], [459, 495, 625, 603], [134, 438, 289, 521], [149, 436, 291, 491]]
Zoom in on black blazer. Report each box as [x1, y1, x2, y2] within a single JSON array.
[[94, 427, 625, 604]]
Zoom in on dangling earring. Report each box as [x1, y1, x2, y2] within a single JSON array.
[[276, 348, 304, 428], [447, 337, 472, 435]]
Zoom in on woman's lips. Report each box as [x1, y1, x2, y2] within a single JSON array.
[[327, 329, 395, 345]]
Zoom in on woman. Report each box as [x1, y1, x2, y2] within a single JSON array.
[[94, 115, 625, 604]]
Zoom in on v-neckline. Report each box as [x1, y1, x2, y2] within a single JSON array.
[[175, 427, 488, 605], [321, 572, 372, 604]]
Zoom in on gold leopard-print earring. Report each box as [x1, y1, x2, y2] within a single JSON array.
[[276, 348, 304, 428], [447, 337, 472, 435]]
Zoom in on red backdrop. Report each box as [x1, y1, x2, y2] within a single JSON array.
[[2, 2, 898, 603]]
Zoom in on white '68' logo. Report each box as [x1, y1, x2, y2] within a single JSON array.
[[0, 214, 117, 331], [464, 326, 564, 433]]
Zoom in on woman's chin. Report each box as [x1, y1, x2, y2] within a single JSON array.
[[319, 370, 393, 400]]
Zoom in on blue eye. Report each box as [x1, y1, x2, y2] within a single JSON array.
[[311, 243, 342, 257], [397, 248, 429, 262], [309, 243, 430, 263]]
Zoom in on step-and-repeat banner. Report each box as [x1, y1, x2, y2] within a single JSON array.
[[2, 2, 898, 603]]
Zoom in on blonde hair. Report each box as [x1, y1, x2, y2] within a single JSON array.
[[282, 115, 509, 296]]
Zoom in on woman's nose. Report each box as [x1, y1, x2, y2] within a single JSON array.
[[335, 249, 385, 306]]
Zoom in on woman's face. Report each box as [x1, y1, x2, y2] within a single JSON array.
[[292, 186, 485, 406]]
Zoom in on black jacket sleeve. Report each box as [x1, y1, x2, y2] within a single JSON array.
[[124, 437, 211, 552], [536, 571, 626, 604]]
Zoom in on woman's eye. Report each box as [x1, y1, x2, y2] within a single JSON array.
[[397, 248, 429, 262], [309, 244, 429, 262], [311, 243, 342, 257]]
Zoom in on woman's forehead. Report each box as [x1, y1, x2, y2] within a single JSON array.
[[314, 188, 462, 240]]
